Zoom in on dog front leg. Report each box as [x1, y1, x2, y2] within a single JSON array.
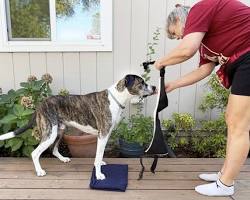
[[94, 134, 109, 180]]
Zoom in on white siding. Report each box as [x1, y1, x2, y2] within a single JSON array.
[[80, 52, 97, 94], [46, 53, 64, 94], [0, 0, 249, 120], [12, 53, 30, 89]]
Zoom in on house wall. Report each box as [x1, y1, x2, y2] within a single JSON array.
[[0, 0, 249, 121]]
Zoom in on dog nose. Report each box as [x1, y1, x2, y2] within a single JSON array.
[[152, 86, 156, 91]]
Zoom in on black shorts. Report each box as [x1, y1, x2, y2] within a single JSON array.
[[227, 51, 250, 96]]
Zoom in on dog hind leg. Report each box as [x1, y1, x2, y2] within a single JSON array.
[[52, 125, 71, 163], [31, 125, 58, 176]]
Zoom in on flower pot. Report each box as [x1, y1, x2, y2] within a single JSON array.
[[63, 130, 97, 158], [118, 138, 144, 158]]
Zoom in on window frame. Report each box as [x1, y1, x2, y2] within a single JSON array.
[[0, 0, 112, 52]]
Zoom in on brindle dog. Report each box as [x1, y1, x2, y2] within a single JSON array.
[[0, 74, 156, 180]]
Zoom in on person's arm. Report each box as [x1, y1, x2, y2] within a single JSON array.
[[165, 62, 216, 92], [155, 32, 205, 70]]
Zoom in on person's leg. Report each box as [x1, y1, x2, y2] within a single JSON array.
[[195, 94, 250, 196], [198, 109, 230, 182], [220, 107, 231, 174], [220, 94, 250, 185], [217, 105, 233, 174]]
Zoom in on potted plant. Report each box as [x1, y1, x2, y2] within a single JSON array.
[[58, 89, 97, 158], [63, 127, 97, 158], [112, 114, 153, 157]]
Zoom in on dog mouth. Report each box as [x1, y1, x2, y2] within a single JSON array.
[[142, 85, 156, 98]]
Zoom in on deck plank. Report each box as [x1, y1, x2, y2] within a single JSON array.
[[0, 171, 250, 180], [1, 163, 250, 172], [0, 179, 206, 189], [1, 157, 250, 165], [0, 157, 249, 200], [0, 189, 231, 200]]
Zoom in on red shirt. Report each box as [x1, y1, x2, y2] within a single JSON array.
[[183, 0, 250, 67]]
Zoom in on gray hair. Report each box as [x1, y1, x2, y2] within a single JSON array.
[[166, 5, 190, 39]]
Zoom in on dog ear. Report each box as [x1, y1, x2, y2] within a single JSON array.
[[116, 75, 136, 92], [116, 78, 126, 92], [124, 75, 135, 88]]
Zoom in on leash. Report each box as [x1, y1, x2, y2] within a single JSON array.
[[138, 61, 176, 180], [108, 90, 125, 109]]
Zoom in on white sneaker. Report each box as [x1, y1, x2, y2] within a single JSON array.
[[199, 171, 222, 182], [195, 179, 234, 196]]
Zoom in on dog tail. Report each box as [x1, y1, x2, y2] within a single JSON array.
[[0, 112, 36, 140]]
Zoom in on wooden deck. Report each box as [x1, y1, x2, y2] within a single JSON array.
[[0, 158, 249, 200]]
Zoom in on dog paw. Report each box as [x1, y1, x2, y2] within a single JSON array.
[[36, 169, 46, 177], [100, 161, 107, 166], [61, 157, 71, 163], [96, 172, 106, 180]]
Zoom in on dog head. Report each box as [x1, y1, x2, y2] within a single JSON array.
[[116, 74, 156, 97]]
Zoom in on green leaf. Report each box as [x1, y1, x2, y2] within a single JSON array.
[[6, 102, 14, 108], [0, 90, 16, 104], [7, 89, 16, 97], [20, 129, 32, 139], [22, 145, 34, 157], [26, 136, 39, 146], [3, 123, 12, 132], [5, 139, 11, 148], [10, 138, 23, 152], [13, 104, 25, 117], [0, 140, 4, 148], [0, 114, 17, 124], [17, 119, 29, 128], [47, 87, 52, 96], [0, 94, 10, 104], [20, 82, 30, 88], [34, 80, 45, 90], [15, 88, 26, 96], [21, 109, 34, 117], [21, 130, 39, 146]]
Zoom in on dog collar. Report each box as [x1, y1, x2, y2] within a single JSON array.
[[108, 90, 125, 109]]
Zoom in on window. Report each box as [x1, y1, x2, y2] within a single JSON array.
[[0, 0, 112, 52], [6, 0, 51, 41]]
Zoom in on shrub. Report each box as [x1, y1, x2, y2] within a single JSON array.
[[162, 113, 195, 150], [196, 73, 228, 157], [191, 114, 227, 157], [162, 74, 228, 158], [199, 73, 229, 112], [0, 74, 53, 157]]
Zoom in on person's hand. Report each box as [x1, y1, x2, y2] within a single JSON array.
[[165, 82, 177, 93], [154, 59, 163, 70]]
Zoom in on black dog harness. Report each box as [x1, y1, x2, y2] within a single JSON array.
[[138, 61, 176, 180]]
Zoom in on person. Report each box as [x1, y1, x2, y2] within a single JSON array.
[[154, 0, 250, 197]]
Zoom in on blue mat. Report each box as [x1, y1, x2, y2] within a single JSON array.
[[89, 164, 128, 192]]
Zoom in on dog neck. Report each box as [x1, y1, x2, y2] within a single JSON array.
[[108, 85, 133, 108]]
